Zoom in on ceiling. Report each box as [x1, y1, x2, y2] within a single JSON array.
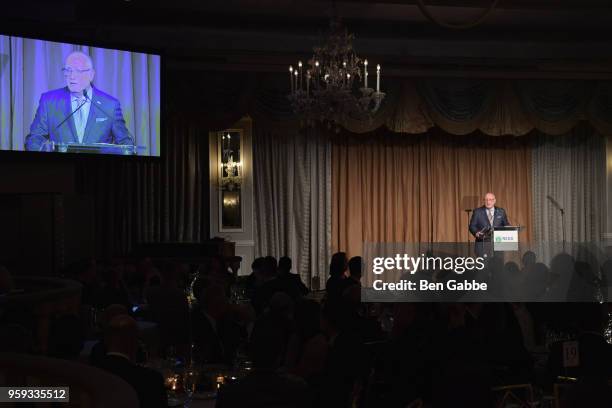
[[3, 0, 612, 78]]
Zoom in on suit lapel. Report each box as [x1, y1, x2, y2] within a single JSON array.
[[63, 89, 78, 143]]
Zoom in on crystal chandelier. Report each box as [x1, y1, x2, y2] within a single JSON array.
[[288, 19, 385, 128]]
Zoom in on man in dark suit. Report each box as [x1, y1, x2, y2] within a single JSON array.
[[96, 315, 167, 408], [469, 193, 509, 257], [25, 51, 133, 151], [469, 192, 510, 240]]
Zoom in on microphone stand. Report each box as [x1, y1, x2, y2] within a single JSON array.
[[55, 91, 88, 133], [560, 207, 566, 253], [465, 209, 472, 247], [465, 208, 472, 254], [547, 196, 566, 253]]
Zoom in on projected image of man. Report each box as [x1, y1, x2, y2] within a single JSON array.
[[25, 51, 133, 151]]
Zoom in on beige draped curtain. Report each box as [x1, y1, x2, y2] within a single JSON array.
[[331, 128, 533, 257]]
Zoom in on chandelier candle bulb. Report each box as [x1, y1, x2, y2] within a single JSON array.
[[289, 66, 294, 93], [376, 64, 381, 92], [306, 71, 310, 95], [298, 61, 303, 90], [364, 59, 368, 88], [294, 70, 298, 92]]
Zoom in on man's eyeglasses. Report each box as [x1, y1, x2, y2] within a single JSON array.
[[62, 67, 91, 76]]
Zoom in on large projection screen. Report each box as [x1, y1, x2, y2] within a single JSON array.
[[0, 34, 161, 156]]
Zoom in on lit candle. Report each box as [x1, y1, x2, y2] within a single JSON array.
[[294, 70, 298, 92], [289, 66, 294, 93], [298, 61, 303, 90], [376, 64, 381, 92], [216, 375, 225, 390], [315, 61, 320, 82], [364, 59, 368, 88]]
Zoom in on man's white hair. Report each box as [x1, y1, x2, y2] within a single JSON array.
[[65, 51, 94, 69]]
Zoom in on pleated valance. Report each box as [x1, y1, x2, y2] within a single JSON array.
[[167, 72, 612, 136]]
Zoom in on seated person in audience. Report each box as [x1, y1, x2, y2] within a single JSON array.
[[97, 260, 132, 308], [521, 251, 537, 273], [338, 256, 362, 297], [285, 299, 329, 383], [47, 314, 84, 360], [204, 255, 234, 288], [145, 261, 190, 352], [319, 300, 365, 408], [325, 252, 348, 301], [379, 303, 433, 407], [464, 302, 532, 383], [245, 257, 266, 300], [252, 292, 295, 357], [191, 284, 243, 364], [271, 256, 309, 300], [90, 304, 129, 366], [216, 310, 311, 408], [342, 284, 384, 343], [251, 256, 281, 314], [548, 303, 612, 380], [97, 315, 167, 408], [430, 303, 493, 408]]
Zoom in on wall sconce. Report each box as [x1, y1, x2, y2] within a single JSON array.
[[218, 130, 243, 231], [220, 132, 242, 191]]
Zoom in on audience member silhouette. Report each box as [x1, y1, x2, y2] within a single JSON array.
[[325, 252, 348, 301], [216, 306, 311, 408], [47, 314, 84, 360], [97, 315, 167, 408], [251, 256, 282, 314], [272, 256, 309, 299], [191, 284, 242, 364], [97, 260, 132, 308], [548, 303, 612, 380], [285, 299, 328, 382], [319, 300, 365, 408], [337, 256, 362, 297], [145, 261, 190, 352]]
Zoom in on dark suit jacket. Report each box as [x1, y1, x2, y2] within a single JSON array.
[[25, 86, 133, 151], [469, 206, 509, 241], [97, 354, 167, 408]]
